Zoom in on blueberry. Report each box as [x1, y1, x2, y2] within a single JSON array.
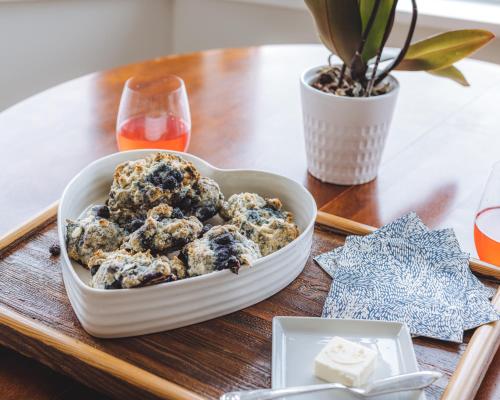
[[147, 164, 182, 190], [215, 246, 231, 261], [178, 249, 189, 265], [140, 231, 154, 249], [90, 265, 100, 276], [96, 205, 110, 219], [226, 256, 240, 274], [175, 195, 192, 212], [148, 175, 161, 186], [242, 226, 255, 238], [201, 224, 212, 235], [171, 192, 191, 210], [214, 247, 233, 270], [162, 176, 178, 190], [171, 192, 181, 203], [128, 219, 144, 232], [105, 280, 122, 290], [169, 238, 189, 251], [214, 248, 240, 273], [49, 243, 60, 256], [181, 196, 192, 210], [264, 206, 283, 218], [136, 181, 145, 190], [138, 271, 163, 287], [196, 205, 216, 221], [213, 233, 233, 246], [172, 169, 184, 183], [246, 210, 261, 223], [171, 208, 184, 219], [107, 265, 118, 274]]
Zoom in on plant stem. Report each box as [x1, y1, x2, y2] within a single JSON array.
[[374, 0, 417, 86], [337, 63, 347, 89], [350, 0, 382, 84], [366, 0, 399, 96], [328, 53, 334, 67], [366, 52, 383, 97]]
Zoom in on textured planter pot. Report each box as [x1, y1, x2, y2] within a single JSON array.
[[300, 66, 399, 185]]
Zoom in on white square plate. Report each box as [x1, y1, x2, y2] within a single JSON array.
[[272, 317, 425, 400]]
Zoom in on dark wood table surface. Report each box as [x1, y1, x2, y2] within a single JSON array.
[[0, 45, 499, 399]]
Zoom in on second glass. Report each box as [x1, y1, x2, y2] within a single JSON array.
[[116, 74, 191, 152], [474, 161, 500, 266]]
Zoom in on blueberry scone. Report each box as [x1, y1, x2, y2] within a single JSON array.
[[107, 153, 200, 228], [170, 177, 224, 221], [88, 249, 187, 289], [122, 204, 203, 254], [220, 192, 279, 220], [221, 193, 299, 256], [66, 205, 124, 267], [179, 225, 261, 276]]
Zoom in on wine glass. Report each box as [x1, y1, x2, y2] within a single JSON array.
[[116, 74, 191, 152], [474, 161, 500, 266]]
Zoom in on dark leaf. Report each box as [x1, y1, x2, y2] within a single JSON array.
[[305, 0, 362, 66]]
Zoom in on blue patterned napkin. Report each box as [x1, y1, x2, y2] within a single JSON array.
[[315, 213, 499, 343]]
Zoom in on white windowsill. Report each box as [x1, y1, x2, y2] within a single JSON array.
[[397, 0, 500, 35], [227, 0, 500, 36]]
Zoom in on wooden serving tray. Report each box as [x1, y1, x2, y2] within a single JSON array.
[[0, 210, 498, 400]]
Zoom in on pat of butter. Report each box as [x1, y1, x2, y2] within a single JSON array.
[[314, 336, 377, 387]]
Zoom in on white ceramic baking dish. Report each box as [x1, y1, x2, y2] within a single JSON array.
[[58, 150, 317, 338]]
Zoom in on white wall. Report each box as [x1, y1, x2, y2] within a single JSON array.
[[172, 0, 317, 53], [0, 0, 173, 111], [1, 0, 499, 111]]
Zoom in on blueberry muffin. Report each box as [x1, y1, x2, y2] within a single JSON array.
[[179, 225, 261, 276], [170, 177, 224, 221], [121, 204, 203, 254], [221, 193, 299, 256], [66, 205, 124, 267], [107, 153, 200, 228], [88, 249, 187, 289]]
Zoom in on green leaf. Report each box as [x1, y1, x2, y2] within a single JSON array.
[[397, 29, 495, 71], [359, 0, 395, 62], [304, 0, 362, 66], [428, 65, 470, 86]]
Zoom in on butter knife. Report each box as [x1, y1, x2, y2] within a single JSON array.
[[220, 371, 442, 400]]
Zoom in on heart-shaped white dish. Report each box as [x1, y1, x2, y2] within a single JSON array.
[[58, 150, 317, 338]]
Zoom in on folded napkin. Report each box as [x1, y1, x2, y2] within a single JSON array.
[[315, 213, 499, 343]]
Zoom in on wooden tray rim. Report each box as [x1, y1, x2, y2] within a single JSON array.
[[0, 202, 498, 400]]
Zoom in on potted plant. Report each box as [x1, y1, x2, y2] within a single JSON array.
[[302, 0, 494, 185]]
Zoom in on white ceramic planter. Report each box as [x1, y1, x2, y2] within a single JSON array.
[[300, 66, 399, 185]]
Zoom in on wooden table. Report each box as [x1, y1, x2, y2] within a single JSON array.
[[0, 45, 499, 399]]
